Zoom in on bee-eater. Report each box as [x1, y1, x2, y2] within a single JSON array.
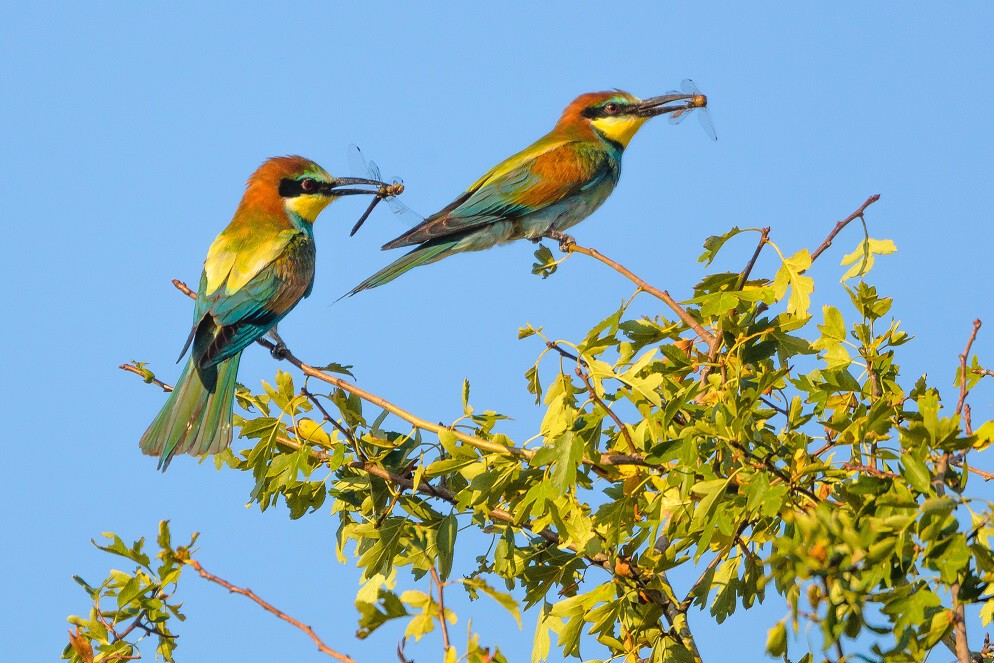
[[346, 89, 697, 295], [140, 156, 385, 470]]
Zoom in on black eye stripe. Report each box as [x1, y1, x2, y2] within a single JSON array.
[[580, 103, 628, 119], [279, 178, 304, 198], [279, 178, 331, 198]]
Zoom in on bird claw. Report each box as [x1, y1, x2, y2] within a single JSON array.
[[271, 343, 289, 361], [545, 230, 575, 253]]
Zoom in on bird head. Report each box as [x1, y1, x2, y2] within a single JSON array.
[[557, 90, 694, 148], [243, 156, 386, 223]]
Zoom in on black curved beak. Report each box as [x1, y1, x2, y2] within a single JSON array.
[[633, 92, 694, 118]]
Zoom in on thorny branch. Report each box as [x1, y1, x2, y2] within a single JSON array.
[[184, 558, 356, 663]]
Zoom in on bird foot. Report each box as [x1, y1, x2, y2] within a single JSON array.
[[270, 342, 289, 361], [545, 230, 575, 253]]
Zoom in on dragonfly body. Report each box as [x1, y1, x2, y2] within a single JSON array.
[[347, 88, 696, 295]]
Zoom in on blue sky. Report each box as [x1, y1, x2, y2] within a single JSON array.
[[2, 3, 993, 662]]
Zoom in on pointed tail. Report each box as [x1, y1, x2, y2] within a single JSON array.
[[139, 352, 242, 470], [341, 241, 458, 298]]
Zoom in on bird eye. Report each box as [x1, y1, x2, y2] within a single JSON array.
[[604, 103, 619, 115], [300, 178, 316, 192]]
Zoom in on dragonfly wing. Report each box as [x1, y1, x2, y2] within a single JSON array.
[[668, 108, 690, 126], [697, 107, 718, 141], [346, 144, 370, 179], [681, 79, 702, 95]]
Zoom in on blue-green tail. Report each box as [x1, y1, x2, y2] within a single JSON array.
[[139, 352, 241, 470], [342, 241, 458, 298]]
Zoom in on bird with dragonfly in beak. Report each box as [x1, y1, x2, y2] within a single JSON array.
[[345, 82, 713, 295], [140, 156, 394, 470]]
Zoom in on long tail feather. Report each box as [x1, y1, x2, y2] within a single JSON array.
[[341, 241, 457, 299], [139, 352, 241, 470]]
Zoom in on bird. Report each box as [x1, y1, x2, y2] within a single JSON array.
[[140, 156, 386, 470], [345, 89, 697, 295]]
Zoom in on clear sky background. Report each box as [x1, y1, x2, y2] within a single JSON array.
[[2, 3, 993, 662]]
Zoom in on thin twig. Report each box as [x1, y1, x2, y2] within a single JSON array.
[[564, 243, 715, 346], [700, 227, 773, 388], [576, 368, 637, 453], [429, 567, 451, 651], [299, 386, 365, 464], [933, 445, 972, 663], [755, 195, 881, 318], [546, 340, 586, 366], [679, 522, 749, 613], [809, 195, 881, 264], [841, 462, 897, 479], [184, 558, 356, 663], [759, 396, 789, 416], [950, 458, 994, 482], [737, 228, 771, 289], [956, 319, 982, 416], [119, 363, 172, 392]]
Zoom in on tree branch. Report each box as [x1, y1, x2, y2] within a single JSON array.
[[809, 195, 881, 264], [736, 227, 771, 290], [119, 363, 172, 392], [429, 567, 451, 651], [124, 278, 710, 657], [956, 319, 982, 416], [564, 243, 715, 346], [183, 558, 357, 663], [165, 280, 525, 460]]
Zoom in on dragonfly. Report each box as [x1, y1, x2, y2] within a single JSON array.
[[346, 145, 421, 236], [667, 79, 717, 141]]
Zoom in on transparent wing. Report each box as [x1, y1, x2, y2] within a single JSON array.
[[680, 79, 702, 96], [346, 145, 424, 236], [347, 144, 381, 182], [668, 107, 691, 126], [696, 106, 718, 141], [668, 79, 717, 141]]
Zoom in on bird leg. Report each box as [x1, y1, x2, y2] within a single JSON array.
[[544, 230, 576, 253], [267, 326, 289, 360]]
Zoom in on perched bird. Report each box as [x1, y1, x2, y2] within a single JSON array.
[[346, 89, 697, 295], [141, 156, 386, 470]]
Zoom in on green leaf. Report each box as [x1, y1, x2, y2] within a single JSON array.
[[518, 323, 542, 340], [901, 453, 931, 493], [436, 514, 457, 581], [765, 620, 787, 657], [771, 249, 814, 317], [532, 244, 559, 278], [461, 578, 522, 628], [698, 226, 743, 265], [840, 237, 897, 281], [313, 362, 355, 379], [981, 597, 994, 627], [549, 432, 584, 491]]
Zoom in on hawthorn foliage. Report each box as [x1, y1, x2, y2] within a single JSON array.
[[66, 200, 994, 663]]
